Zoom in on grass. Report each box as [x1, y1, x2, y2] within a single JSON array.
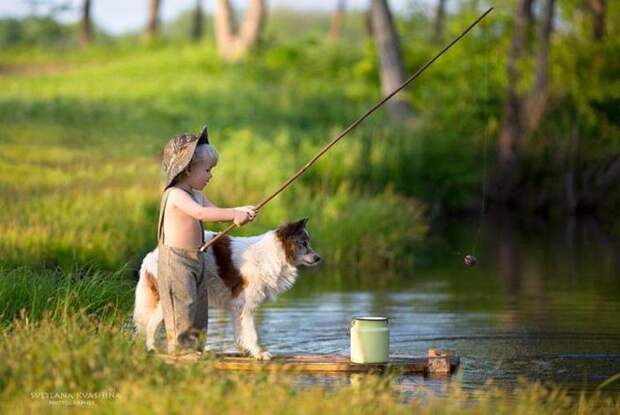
[[0, 42, 432, 271], [0, 267, 133, 324]]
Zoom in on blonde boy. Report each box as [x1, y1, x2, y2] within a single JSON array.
[[158, 125, 256, 355]]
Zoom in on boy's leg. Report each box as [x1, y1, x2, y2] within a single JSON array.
[[194, 262, 209, 352], [158, 246, 203, 354]]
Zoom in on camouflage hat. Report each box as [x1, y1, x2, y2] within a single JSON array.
[[162, 125, 209, 189]]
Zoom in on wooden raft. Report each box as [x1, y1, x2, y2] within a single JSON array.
[[213, 349, 459, 375]]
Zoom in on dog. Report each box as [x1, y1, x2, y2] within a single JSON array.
[[133, 218, 321, 360]]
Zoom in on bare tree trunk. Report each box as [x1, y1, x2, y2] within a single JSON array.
[[214, 0, 266, 62], [432, 0, 446, 42], [494, 0, 556, 201], [498, 0, 530, 168], [215, 0, 236, 53], [525, 0, 555, 132], [238, 0, 266, 49], [369, 0, 412, 121], [145, 0, 161, 41], [364, 10, 373, 38], [192, 0, 203, 41], [80, 0, 92, 46], [588, 0, 606, 40], [523, 0, 535, 21], [329, 0, 346, 42], [522, 0, 537, 54], [498, 0, 552, 161]]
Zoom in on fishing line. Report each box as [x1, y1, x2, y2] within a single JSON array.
[[452, 15, 491, 268], [200, 7, 495, 253], [467, 14, 492, 265]]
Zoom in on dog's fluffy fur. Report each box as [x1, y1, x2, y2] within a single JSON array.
[[133, 218, 320, 360]]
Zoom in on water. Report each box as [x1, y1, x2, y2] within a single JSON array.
[[205, 215, 620, 395]]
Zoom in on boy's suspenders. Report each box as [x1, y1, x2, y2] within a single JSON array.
[[157, 188, 205, 246], [157, 188, 172, 245]]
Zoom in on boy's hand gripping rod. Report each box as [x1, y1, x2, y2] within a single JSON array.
[[199, 7, 493, 253]]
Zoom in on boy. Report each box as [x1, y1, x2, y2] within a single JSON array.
[[158, 125, 256, 355]]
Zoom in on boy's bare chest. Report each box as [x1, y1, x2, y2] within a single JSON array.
[[162, 205, 203, 249]]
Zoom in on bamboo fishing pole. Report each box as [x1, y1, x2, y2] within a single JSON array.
[[199, 7, 494, 253]]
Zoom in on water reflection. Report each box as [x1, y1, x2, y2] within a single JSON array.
[[205, 215, 620, 395]]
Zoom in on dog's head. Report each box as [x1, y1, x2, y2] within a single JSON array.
[[275, 218, 321, 267]]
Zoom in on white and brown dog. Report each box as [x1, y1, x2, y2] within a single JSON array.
[[133, 218, 321, 360]]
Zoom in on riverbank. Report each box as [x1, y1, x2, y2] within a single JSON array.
[[1, 283, 618, 414]]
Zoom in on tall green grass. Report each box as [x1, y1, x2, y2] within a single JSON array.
[[0, 42, 434, 271], [0, 267, 133, 324]]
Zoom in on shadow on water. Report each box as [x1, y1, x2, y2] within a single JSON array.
[[205, 212, 620, 396]]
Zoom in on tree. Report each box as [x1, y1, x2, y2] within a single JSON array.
[[145, 0, 161, 41], [80, 0, 92, 46], [192, 0, 203, 41], [214, 0, 266, 62], [494, 0, 556, 201], [328, 0, 346, 42], [369, 0, 412, 121], [432, 0, 446, 42], [587, 0, 606, 40]]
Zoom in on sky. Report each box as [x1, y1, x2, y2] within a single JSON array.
[[0, 1, 420, 35]]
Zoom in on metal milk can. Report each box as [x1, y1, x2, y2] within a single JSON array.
[[350, 316, 389, 363]]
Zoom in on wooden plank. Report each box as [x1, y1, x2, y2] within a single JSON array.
[[155, 348, 461, 375], [212, 353, 460, 375]]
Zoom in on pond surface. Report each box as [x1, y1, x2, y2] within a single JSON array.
[[206, 214, 620, 395]]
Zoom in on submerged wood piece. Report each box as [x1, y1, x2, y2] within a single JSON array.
[[426, 348, 454, 375], [213, 350, 460, 375], [155, 348, 460, 375]]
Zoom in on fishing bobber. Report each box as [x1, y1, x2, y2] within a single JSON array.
[[464, 254, 477, 267]]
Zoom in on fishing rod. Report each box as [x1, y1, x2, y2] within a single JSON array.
[[199, 6, 494, 253]]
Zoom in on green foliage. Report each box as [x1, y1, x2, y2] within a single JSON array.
[[2, 0, 619, 269], [0, 17, 75, 48], [0, 41, 428, 271]]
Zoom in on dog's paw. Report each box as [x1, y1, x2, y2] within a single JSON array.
[[202, 344, 214, 354], [257, 351, 272, 361]]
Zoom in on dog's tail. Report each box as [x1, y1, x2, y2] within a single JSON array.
[[133, 251, 160, 334]]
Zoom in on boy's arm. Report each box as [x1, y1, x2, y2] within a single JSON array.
[[197, 192, 254, 216], [170, 189, 234, 222]]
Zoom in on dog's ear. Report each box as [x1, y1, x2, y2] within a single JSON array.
[[276, 222, 296, 239], [276, 218, 308, 239], [295, 217, 308, 230], [290, 218, 308, 234]]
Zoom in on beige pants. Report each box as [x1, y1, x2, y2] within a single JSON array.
[[157, 243, 208, 354]]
